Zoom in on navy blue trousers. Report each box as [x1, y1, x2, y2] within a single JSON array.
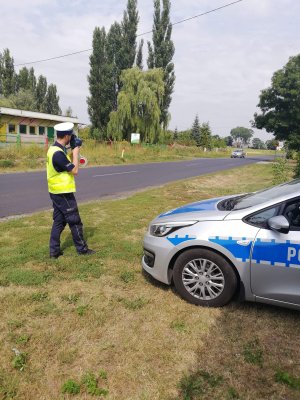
[[49, 193, 88, 255]]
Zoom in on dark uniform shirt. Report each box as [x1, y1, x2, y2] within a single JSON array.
[[52, 142, 75, 173]]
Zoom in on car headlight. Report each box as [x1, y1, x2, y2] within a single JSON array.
[[149, 220, 198, 237]]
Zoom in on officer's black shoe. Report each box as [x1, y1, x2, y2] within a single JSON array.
[[50, 250, 64, 259], [78, 249, 96, 256]]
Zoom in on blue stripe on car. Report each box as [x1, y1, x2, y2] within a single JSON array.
[[159, 197, 224, 218], [209, 236, 300, 267]]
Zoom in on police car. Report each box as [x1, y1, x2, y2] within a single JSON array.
[[142, 179, 300, 310]]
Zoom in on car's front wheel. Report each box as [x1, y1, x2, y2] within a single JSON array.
[[172, 249, 237, 307]]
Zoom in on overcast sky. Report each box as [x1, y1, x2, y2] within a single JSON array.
[[1, 0, 299, 140]]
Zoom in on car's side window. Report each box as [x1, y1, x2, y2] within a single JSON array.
[[283, 200, 300, 230], [244, 206, 279, 228]]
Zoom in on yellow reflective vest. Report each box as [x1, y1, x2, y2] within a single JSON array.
[[47, 146, 76, 194]]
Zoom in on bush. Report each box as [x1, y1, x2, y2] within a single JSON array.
[[294, 152, 300, 178], [272, 157, 288, 185], [0, 159, 15, 168], [61, 379, 81, 395]]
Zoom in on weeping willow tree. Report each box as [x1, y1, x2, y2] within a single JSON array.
[[107, 67, 164, 143]]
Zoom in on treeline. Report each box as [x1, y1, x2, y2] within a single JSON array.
[[172, 115, 227, 149], [0, 49, 61, 114], [88, 0, 175, 143]]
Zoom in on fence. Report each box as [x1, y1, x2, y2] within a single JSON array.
[[0, 133, 49, 148]]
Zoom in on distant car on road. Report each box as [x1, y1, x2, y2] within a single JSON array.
[[142, 179, 300, 310], [231, 149, 246, 158]]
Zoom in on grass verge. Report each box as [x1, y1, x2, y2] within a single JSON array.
[[0, 141, 278, 173], [0, 163, 298, 399]]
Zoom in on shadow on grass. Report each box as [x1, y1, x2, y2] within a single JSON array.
[[172, 300, 300, 400], [61, 226, 97, 251], [142, 269, 171, 292]]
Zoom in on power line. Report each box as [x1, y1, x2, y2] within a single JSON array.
[[15, 0, 243, 67]]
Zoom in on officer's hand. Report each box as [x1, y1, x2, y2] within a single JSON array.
[[72, 147, 80, 157]]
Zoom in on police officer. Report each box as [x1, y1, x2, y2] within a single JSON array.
[[47, 122, 95, 258]]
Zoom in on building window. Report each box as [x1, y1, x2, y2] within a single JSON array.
[[39, 126, 45, 135], [19, 124, 27, 134], [8, 124, 16, 133], [29, 126, 36, 135]]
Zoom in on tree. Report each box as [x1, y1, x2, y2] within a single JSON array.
[[253, 54, 300, 150], [17, 67, 30, 91], [87, 27, 114, 133], [230, 127, 253, 147], [28, 67, 36, 92], [173, 127, 178, 141], [121, 0, 139, 70], [107, 67, 164, 143], [224, 135, 233, 146], [265, 139, 279, 150], [252, 137, 265, 149], [6, 89, 37, 111], [191, 115, 201, 146], [43, 84, 61, 115], [147, 0, 175, 128], [211, 135, 226, 148], [0, 51, 3, 95], [0, 48, 16, 97], [136, 39, 144, 69], [64, 106, 73, 117], [35, 75, 48, 111], [106, 1, 139, 110], [199, 122, 212, 149], [106, 22, 124, 110]]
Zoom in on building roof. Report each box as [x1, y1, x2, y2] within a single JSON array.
[[0, 107, 79, 123]]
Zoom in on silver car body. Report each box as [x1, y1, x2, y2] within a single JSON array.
[[142, 180, 300, 310], [231, 150, 245, 158]]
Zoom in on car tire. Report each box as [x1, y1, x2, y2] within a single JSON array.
[[173, 249, 237, 307]]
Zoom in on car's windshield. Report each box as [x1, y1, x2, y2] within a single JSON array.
[[218, 179, 300, 211]]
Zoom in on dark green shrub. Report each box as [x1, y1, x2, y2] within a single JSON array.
[[0, 159, 15, 168], [61, 379, 81, 395]]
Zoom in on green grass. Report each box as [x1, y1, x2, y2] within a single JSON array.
[[0, 141, 279, 173], [1, 163, 299, 399]]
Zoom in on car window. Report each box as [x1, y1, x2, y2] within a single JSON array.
[[283, 200, 300, 230], [244, 206, 279, 228]]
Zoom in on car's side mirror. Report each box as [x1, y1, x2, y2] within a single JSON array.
[[268, 216, 290, 234]]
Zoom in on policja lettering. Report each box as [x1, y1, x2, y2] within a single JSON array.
[[46, 122, 95, 258]]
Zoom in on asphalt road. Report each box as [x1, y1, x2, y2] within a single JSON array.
[[0, 156, 272, 218]]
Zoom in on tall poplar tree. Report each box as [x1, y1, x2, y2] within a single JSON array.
[[147, 0, 175, 128], [1, 49, 16, 97], [87, 27, 113, 133], [107, 22, 124, 110], [35, 75, 48, 112], [28, 67, 36, 93], [43, 84, 61, 115], [17, 67, 30, 91], [106, 0, 139, 109], [88, 0, 139, 133], [136, 39, 144, 69], [121, 0, 139, 70]]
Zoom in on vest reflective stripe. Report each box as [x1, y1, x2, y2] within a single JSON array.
[[47, 146, 76, 194]]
